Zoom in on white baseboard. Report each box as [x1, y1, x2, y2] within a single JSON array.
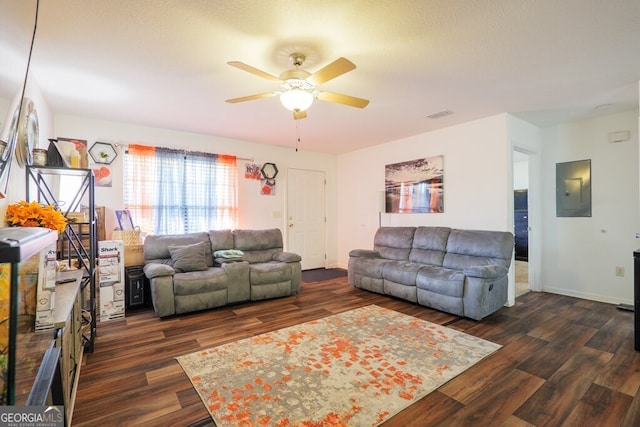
[[542, 286, 633, 306]]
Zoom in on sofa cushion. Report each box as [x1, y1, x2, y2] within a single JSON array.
[[249, 262, 293, 285], [373, 227, 416, 261], [442, 229, 513, 270], [416, 266, 465, 298], [173, 268, 228, 295], [408, 226, 450, 266], [208, 229, 235, 252], [350, 257, 389, 279], [169, 241, 209, 272], [233, 228, 284, 263], [383, 260, 422, 285]]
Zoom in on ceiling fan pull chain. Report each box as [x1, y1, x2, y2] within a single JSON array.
[[295, 121, 301, 152]]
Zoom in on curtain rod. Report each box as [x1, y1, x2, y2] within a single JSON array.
[[113, 143, 254, 163]]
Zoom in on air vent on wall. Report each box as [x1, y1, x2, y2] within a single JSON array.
[[608, 130, 630, 143], [426, 110, 453, 119]]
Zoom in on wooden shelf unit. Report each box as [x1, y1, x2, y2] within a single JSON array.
[[26, 165, 97, 353]]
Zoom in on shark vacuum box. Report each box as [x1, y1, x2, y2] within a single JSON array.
[[98, 240, 125, 321]]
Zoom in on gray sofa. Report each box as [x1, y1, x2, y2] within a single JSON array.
[[142, 228, 302, 317], [348, 226, 513, 320]]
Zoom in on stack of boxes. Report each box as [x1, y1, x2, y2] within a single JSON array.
[[97, 240, 125, 321], [100, 228, 144, 319], [35, 244, 57, 330]]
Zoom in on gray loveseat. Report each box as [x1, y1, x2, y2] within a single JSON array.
[[348, 226, 513, 320], [143, 228, 302, 317]]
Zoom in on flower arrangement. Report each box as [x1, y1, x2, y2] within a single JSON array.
[[5, 201, 67, 233]]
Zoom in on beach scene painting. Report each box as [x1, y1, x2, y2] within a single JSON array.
[[385, 156, 444, 213]]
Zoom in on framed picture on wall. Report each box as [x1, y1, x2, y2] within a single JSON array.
[[385, 155, 444, 213]]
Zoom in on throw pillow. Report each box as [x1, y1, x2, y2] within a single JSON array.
[[168, 241, 209, 272]]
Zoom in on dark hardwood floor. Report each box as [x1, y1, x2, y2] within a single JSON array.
[[73, 277, 640, 426]]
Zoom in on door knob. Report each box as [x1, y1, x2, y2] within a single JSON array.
[[289, 223, 293, 228]]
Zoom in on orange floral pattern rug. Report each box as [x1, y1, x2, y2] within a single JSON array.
[[176, 305, 501, 426]]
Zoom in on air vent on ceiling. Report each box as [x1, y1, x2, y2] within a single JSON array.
[[426, 110, 453, 119]]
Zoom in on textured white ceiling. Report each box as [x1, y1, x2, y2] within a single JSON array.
[[1, 0, 639, 154]]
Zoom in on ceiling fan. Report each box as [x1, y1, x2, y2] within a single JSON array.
[[225, 53, 369, 120]]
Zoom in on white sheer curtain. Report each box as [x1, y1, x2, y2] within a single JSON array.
[[124, 144, 237, 235]]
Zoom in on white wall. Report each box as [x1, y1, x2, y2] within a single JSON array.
[[0, 81, 53, 213], [52, 115, 340, 267], [541, 109, 639, 305], [336, 113, 512, 269]]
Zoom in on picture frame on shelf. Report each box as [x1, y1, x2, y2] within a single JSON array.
[[115, 209, 135, 230], [58, 137, 88, 168]]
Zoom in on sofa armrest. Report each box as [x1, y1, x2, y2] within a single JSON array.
[[349, 249, 381, 258], [273, 251, 302, 263], [463, 265, 508, 279], [143, 263, 175, 279]]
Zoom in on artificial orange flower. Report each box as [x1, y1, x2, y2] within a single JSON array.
[[5, 200, 67, 234]]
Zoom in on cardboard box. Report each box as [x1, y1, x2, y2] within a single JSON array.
[[98, 240, 125, 321], [124, 244, 144, 266], [35, 244, 58, 331]]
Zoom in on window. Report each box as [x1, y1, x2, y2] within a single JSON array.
[[124, 144, 237, 235]]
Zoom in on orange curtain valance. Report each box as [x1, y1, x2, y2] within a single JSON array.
[[127, 144, 156, 156]]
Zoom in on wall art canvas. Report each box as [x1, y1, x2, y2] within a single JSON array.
[[92, 164, 112, 187], [385, 156, 443, 213], [261, 179, 276, 196], [244, 162, 261, 180]]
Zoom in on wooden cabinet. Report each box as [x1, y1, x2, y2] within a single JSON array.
[[54, 271, 84, 425], [26, 270, 84, 426]]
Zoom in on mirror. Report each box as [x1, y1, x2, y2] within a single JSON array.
[[0, 1, 38, 197], [261, 162, 279, 179]]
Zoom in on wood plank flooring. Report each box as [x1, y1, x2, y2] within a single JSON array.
[[73, 277, 640, 426]]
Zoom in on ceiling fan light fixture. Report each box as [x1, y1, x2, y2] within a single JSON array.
[[280, 88, 314, 112]]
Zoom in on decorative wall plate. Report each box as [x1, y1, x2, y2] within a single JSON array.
[[15, 98, 38, 167]]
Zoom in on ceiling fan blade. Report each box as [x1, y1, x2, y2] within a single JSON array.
[[227, 61, 282, 83], [293, 110, 307, 120], [316, 91, 369, 109], [307, 57, 356, 86], [225, 93, 277, 103]]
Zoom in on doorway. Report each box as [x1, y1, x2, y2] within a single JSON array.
[[286, 168, 326, 270], [513, 151, 530, 297]]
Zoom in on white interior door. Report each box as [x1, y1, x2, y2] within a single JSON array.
[[287, 168, 326, 270]]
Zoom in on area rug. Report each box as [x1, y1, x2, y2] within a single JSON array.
[[176, 305, 501, 426]]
